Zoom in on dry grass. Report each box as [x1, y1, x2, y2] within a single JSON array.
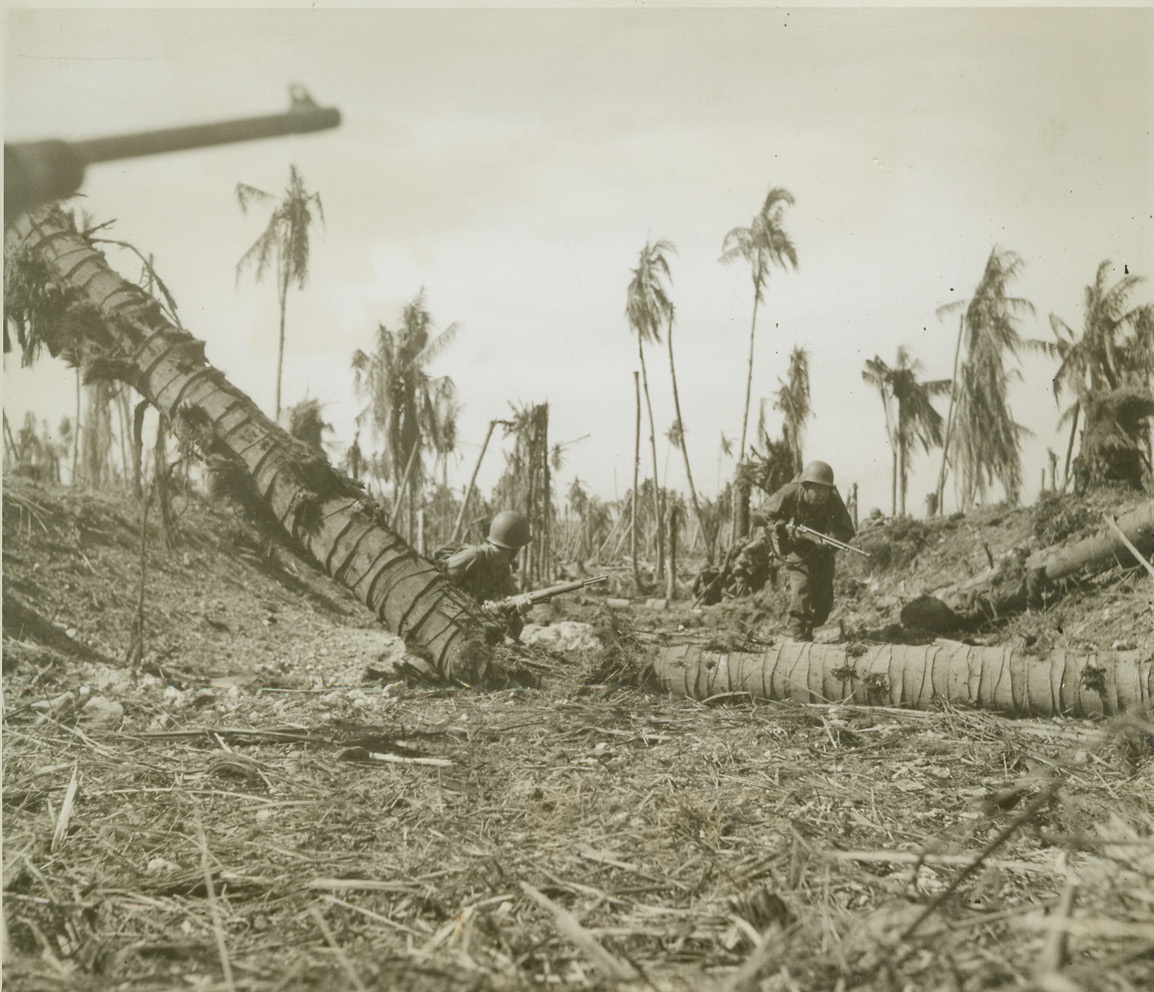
[[5, 676, 1153, 991], [4, 478, 1154, 990]]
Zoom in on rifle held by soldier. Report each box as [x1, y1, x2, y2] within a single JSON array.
[[790, 523, 871, 558], [484, 575, 609, 617], [5, 84, 341, 223]]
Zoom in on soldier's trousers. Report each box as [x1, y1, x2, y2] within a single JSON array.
[[784, 550, 835, 640]]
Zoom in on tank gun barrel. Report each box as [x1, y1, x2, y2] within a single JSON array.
[[4, 85, 341, 223]]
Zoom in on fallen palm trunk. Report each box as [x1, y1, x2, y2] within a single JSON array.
[[902, 500, 1154, 632], [1028, 501, 1154, 582], [651, 641, 1152, 717], [5, 208, 509, 684]]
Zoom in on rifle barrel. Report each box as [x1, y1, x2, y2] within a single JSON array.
[[73, 104, 341, 165], [4, 88, 341, 223]]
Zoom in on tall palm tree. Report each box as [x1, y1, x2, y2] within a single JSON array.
[[719, 187, 798, 463], [351, 289, 459, 542], [625, 239, 671, 581], [1043, 260, 1154, 490], [630, 239, 711, 563], [235, 164, 324, 422], [773, 345, 812, 477], [862, 355, 899, 515], [6, 207, 510, 684], [863, 348, 949, 516], [936, 248, 1036, 509]]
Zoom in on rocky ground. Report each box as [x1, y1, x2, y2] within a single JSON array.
[[3, 476, 1152, 991]]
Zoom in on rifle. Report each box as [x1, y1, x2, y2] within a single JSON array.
[[484, 575, 609, 615], [5, 85, 341, 222], [791, 523, 871, 558]]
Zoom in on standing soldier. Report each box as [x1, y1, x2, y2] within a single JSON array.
[[440, 511, 532, 637], [762, 461, 856, 642]]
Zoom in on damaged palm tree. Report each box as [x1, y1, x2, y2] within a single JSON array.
[[651, 640, 1152, 718], [901, 499, 1154, 632], [4, 207, 519, 685]]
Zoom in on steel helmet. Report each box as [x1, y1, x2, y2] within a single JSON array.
[[487, 510, 531, 549], [800, 460, 836, 487]]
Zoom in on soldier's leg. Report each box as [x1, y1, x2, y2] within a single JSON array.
[[785, 559, 814, 641], [810, 552, 836, 627]]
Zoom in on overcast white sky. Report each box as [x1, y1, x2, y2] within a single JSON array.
[[4, 4, 1153, 518]]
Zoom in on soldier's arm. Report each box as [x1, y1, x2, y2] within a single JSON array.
[[831, 495, 856, 543], [761, 484, 798, 523], [444, 545, 481, 583]]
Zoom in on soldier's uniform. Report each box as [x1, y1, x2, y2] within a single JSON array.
[[442, 542, 519, 604], [762, 479, 855, 641], [438, 511, 531, 639]]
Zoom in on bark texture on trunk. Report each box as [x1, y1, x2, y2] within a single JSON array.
[[652, 641, 1152, 718], [6, 209, 510, 685], [1026, 501, 1154, 581], [902, 500, 1154, 633]]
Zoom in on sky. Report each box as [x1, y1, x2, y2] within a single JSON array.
[[4, 3, 1154, 520]]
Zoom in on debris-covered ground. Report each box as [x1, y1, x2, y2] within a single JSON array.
[[3, 477, 1153, 991]]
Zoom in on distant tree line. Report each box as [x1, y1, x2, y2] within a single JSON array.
[[5, 168, 1152, 597]]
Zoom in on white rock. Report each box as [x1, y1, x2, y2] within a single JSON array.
[[522, 621, 601, 653]]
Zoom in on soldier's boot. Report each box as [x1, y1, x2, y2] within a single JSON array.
[[786, 616, 813, 643]]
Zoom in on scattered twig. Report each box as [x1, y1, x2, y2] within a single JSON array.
[[193, 804, 236, 992], [1104, 513, 1154, 579], [50, 764, 79, 853], [520, 881, 640, 982], [309, 904, 368, 992], [896, 779, 1063, 943], [1035, 852, 1077, 975]]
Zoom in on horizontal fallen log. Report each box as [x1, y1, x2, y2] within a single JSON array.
[[1028, 501, 1154, 581], [902, 500, 1154, 633], [651, 640, 1153, 717]]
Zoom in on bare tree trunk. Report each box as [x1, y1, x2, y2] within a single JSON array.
[[72, 371, 81, 486], [891, 446, 898, 518], [652, 640, 1152, 717], [275, 276, 288, 422], [390, 442, 420, 531], [632, 371, 642, 592], [541, 405, 551, 586], [667, 318, 710, 564], [898, 432, 907, 517], [737, 293, 760, 467], [132, 400, 148, 499], [452, 418, 502, 542], [1061, 403, 1080, 493], [665, 505, 679, 601], [733, 465, 751, 542], [7, 208, 512, 685], [638, 339, 664, 582], [115, 387, 132, 491], [934, 313, 965, 515], [2, 412, 17, 465]]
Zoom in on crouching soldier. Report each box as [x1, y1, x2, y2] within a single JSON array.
[[440, 510, 532, 639], [762, 461, 855, 642]]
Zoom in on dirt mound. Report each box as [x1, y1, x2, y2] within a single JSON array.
[[3, 477, 410, 688], [3, 477, 1153, 991]]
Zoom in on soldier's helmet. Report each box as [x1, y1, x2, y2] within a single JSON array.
[[800, 460, 836, 487], [487, 510, 531, 549]]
